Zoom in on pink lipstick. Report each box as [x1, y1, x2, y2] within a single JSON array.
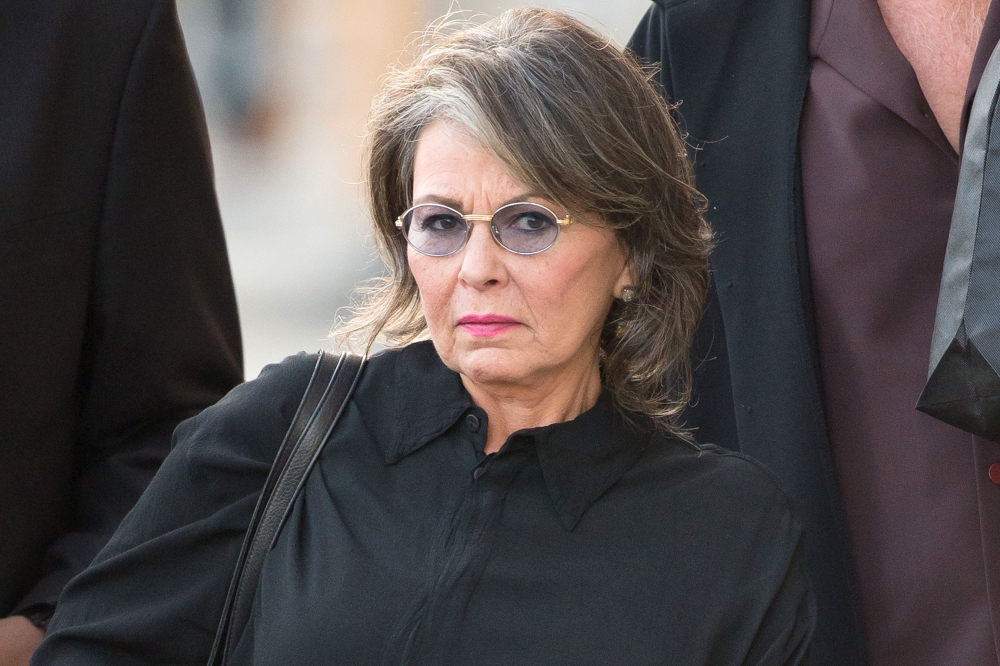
[[456, 314, 522, 337]]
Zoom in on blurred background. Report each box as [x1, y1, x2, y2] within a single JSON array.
[[175, 0, 654, 379]]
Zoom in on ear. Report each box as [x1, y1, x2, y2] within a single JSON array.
[[612, 259, 636, 299]]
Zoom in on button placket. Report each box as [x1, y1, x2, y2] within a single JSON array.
[[463, 409, 488, 464], [398, 449, 525, 665], [471, 452, 495, 482]]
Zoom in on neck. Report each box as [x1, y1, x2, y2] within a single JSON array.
[[462, 354, 604, 455], [878, 0, 990, 151]]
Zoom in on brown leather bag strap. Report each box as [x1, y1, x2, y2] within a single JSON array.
[[207, 350, 366, 665]]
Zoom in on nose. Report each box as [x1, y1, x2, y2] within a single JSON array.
[[457, 220, 507, 289]]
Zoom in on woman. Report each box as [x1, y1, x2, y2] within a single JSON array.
[[34, 9, 814, 665]]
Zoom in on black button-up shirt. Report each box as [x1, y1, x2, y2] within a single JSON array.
[[37, 342, 814, 665]]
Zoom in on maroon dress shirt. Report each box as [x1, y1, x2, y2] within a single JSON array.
[[802, 0, 1000, 663]]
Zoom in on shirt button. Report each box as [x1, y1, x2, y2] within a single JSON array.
[[473, 466, 486, 480], [989, 463, 1000, 485], [465, 413, 480, 432]]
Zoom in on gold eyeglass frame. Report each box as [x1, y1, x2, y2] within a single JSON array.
[[395, 201, 573, 256]]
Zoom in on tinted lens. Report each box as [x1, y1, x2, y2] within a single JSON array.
[[492, 203, 560, 254], [403, 204, 468, 256]]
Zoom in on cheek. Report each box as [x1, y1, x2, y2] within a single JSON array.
[[526, 256, 614, 334], [547, 239, 625, 332], [408, 252, 455, 328]]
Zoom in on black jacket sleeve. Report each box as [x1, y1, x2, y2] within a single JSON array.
[[7, 0, 243, 615]]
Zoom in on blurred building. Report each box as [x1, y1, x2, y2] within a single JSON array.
[[177, 0, 652, 378]]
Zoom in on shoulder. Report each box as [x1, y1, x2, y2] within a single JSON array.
[[353, 341, 456, 403], [311, 342, 470, 465], [178, 342, 458, 461], [174, 352, 319, 470], [678, 439, 791, 499], [351, 341, 464, 415], [350, 340, 467, 427], [628, 435, 799, 533], [177, 342, 455, 468], [628, 0, 787, 56]]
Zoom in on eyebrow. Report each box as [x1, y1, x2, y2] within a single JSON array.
[[411, 192, 545, 212]]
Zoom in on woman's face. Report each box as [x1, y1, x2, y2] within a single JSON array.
[[408, 120, 631, 392]]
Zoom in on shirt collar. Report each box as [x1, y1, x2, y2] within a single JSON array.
[[361, 341, 473, 464], [519, 391, 652, 530], [360, 341, 653, 531]]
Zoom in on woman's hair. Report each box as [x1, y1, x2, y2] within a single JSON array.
[[336, 8, 713, 437]]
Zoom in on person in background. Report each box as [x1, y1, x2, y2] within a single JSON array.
[[0, 0, 243, 662], [629, 0, 999, 664], [31, 10, 813, 665]]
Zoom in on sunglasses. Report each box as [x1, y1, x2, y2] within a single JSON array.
[[395, 202, 573, 257]]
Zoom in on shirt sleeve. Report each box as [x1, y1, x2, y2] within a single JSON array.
[[12, 0, 243, 616], [742, 537, 816, 666], [728, 454, 816, 666], [31, 355, 314, 666]]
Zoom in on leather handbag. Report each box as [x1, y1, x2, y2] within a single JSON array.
[[918, 38, 1000, 441], [207, 350, 366, 665]]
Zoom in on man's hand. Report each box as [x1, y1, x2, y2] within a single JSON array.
[[0, 616, 44, 666]]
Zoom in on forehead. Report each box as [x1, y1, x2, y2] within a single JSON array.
[[411, 120, 529, 206]]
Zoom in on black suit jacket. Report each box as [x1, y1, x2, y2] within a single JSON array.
[[0, 0, 243, 615], [630, 1, 868, 664]]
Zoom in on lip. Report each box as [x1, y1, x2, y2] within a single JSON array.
[[456, 313, 523, 337]]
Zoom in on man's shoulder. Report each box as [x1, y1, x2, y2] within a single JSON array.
[[0, 0, 178, 125], [2, 0, 160, 41]]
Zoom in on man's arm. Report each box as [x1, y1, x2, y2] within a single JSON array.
[[11, 0, 242, 624]]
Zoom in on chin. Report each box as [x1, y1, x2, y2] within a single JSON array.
[[456, 347, 532, 386]]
